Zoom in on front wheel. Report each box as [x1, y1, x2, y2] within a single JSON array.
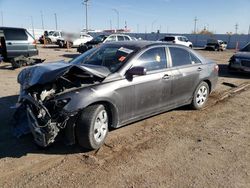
[[76, 104, 109, 150], [191, 82, 209, 110]]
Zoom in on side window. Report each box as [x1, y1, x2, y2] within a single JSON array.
[[190, 53, 201, 64], [135, 47, 167, 72], [178, 37, 182, 41], [105, 35, 117, 42], [4, 29, 27, 40], [124, 36, 130, 41], [117, 36, 124, 41], [169, 47, 192, 67], [53, 32, 59, 37]]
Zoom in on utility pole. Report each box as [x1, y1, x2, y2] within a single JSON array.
[[235, 23, 238, 34], [40, 11, 44, 30], [30, 16, 35, 38], [110, 20, 112, 30], [194, 16, 198, 34], [54, 13, 58, 30], [1, 11, 3, 26], [112, 8, 119, 30], [248, 24, 250, 35], [151, 19, 157, 33], [83, 0, 90, 32]]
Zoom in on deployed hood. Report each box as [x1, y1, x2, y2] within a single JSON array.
[[234, 52, 250, 59], [18, 60, 110, 89]]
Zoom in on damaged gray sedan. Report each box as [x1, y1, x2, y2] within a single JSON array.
[[15, 41, 218, 150]]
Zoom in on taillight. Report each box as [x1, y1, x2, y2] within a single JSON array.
[[214, 64, 219, 72]]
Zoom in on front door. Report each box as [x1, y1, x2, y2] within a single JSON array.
[[127, 46, 172, 120]]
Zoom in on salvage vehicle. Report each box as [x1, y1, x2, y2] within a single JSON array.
[[228, 42, 250, 73], [72, 33, 93, 47], [0, 27, 38, 60], [160, 36, 193, 48], [205, 39, 227, 51], [38, 30, 56, 44], [77, 34, 132, 53], [15, 41, 218, 150]]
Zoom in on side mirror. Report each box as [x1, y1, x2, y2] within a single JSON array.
[[126, 66, 146, 77]]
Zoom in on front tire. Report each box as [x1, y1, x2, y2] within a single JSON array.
[[76, 104, 109, 150], [191, 82, 209, 110]]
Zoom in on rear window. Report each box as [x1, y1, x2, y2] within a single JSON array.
[[4, 28, 27, 40], [163, 37, 175, 41]]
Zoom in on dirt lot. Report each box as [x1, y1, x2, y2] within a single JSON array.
[[0, 46, 249, 188]]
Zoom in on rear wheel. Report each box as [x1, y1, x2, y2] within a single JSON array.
[[76, 104, 109, 150], [191, 82, 209, 110]]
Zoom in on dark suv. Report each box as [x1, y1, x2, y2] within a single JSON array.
[[228, 42, 250, 72], [15, 41, 218, 150], [0, 27, 38, 60]]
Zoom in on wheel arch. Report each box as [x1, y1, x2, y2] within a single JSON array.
[[84, 100, 119, 129]]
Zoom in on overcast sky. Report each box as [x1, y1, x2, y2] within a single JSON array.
[[0, 0, 249, 34]]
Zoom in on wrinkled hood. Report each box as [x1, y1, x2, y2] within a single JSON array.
[[18, 60, 110, 89], [234, 52, 250, 59]]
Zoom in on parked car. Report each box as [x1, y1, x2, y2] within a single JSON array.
[[72, 33, 93, 47], [228, 42, 250, 73], [15, 41, 218, 150], [0, 27, 38, 60], [160, 36, 193, 48], [205, 39, 227, 51], [77, 34, 132, 53]]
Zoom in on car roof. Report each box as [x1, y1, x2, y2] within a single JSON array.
[[103, 40, 189, 50], [0, 26, 26, 30]]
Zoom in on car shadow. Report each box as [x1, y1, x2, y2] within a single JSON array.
[[218, 64, 250, 79], [61, 53, 80, 59], [0, 95, 89, 159]]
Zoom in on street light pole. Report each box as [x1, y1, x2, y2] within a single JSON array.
[[83, 0, 89, 32], [194, 16, 198, 33], [1, 11, 3, 26], [112, 8, 119, 31], [54, 13, 58, 30], [40, 10, 44, 30]]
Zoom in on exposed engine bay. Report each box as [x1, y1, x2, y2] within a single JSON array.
[[14, 61, 110, 147]]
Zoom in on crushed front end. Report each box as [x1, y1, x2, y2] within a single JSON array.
[[13, 62, 109, 147]]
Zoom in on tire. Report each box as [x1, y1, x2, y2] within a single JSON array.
[[189, 45, 193, 48], [190, 82, 209, 110], [46, 38, 52, 44], [76, 104, 109, 150]]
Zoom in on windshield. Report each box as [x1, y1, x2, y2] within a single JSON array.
[[70, 45, 137, 73], [92, 35, 107, 43], [240, 43, 250, 52]]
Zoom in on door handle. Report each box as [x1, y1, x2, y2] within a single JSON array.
[[162, 74, 171, 80], [197, 67, 203, 72], [7, 42, 12, 45]]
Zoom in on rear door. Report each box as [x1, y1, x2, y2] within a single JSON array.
[[4, 28, 28, 58], [168, 47, 203, 105]]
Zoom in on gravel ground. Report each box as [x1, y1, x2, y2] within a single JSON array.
[[0, 46, 249, 188]]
